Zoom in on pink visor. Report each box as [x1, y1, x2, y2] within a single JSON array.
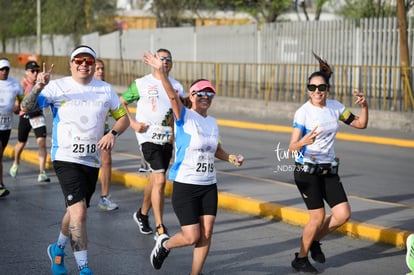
[[189, 80, 216, 94]]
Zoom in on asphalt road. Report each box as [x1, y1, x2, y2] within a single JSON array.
[[0, 158, 408, 275], [1, 112, 412, 274]]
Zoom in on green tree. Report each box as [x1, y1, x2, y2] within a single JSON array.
[[314, 0, 330, 20], [42, 0, 116, 35], [150, 0, 188, 27], [0, 0, 38, 51], [0, 0, 116, 52], [296, 0, 331, 21], [336, 0, 397, 19], [230, 0, 292, 23]]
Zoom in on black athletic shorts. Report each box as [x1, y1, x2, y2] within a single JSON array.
[[53, 161, 99, 207], [172, 181, 218, 226], [294, 169, 348, 210], [17, 115, 47, 142], [0, 129, 11, 148], [141, 142, 173, 173]]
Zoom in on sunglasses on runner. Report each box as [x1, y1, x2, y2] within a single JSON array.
[[307, 84, 328, 92], [192, 91, 215, 99], [159, 56, 172, 62], [31, 69, 39, 74], [72, 57, 95, 66]]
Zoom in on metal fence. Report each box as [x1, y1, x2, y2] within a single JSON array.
[[12, 54, 407, 112]]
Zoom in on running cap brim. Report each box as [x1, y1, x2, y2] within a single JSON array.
[[0, 59, 11, 69], [189, 80, 216, 94], [70, 46, 96, 61]]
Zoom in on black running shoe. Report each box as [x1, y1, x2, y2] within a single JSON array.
[[150, 233, 170, 270], [291, 252, 318, 274], [310, 241, 326, 263], [133, 209, 153, 235], [154, 224, 169, 240]]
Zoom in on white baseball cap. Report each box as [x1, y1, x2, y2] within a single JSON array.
[[0, 59, 11, 69], [70, 45, 96, 61]]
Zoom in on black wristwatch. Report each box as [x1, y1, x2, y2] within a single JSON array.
[[110, 129, 118, 137]]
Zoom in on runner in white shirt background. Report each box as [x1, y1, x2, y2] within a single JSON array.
[[0, 58, 23, 198], [9, 61, 51, 183], [121, 48, 185, 240], [21, 45, 129, 275], [93, 58, 119, 211]]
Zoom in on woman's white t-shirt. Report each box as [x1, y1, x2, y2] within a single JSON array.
[[169, 108, 220, 186]]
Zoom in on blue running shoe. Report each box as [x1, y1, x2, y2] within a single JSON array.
[[79, 266, 93, 275], [47, 243, 67, 275]]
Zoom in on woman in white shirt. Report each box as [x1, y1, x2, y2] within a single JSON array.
[[288, 54, 368, 274], [143, 51, 244, 275]]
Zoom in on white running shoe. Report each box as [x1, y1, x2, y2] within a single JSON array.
[[98, 195, 119, 211]]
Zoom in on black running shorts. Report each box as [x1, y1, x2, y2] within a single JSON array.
[[172, 181, 218, 226], [17, 115, 47, 142], [0, 129, 11, 148], [293, 170, 348, 210], [53, 161, 99, 207], [141, 142, 173, 173]]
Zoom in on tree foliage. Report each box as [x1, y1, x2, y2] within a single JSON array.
[[294, 0, 330, 21], [42, 0, 116, 34], [334, 0, 414, 19], [230, 0, 293, 23], [150, 0, 188, 27], [0, 0, 116, 49], [314, 0, 330, 20], [146, 0, 293, 26], [0, 0, 36, 41]]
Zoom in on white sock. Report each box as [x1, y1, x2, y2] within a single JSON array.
[[57, 232, 69, 248], [74, 250, 88, 269]]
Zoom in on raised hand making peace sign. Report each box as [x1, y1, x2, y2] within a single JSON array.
[[36, 62, 55, 86]]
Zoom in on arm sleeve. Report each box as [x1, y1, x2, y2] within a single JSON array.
[[121, 81, 140, 104]]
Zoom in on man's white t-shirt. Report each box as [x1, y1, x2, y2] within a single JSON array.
[[122, 74, 184, 145], [0, 77, 22, 130], [38, 77, 123, 168]]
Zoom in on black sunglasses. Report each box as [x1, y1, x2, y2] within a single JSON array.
[[307, 84, 328, 92], [0, 67, 10, 71]]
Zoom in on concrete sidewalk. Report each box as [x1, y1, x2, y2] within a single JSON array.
[[4, 119, 413, 250]]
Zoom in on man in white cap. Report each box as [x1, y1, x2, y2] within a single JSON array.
[[21, 45, 130, 275], [0, 58, 23, 198]]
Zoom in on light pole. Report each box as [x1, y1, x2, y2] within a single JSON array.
[[36, 0, 42, 56]]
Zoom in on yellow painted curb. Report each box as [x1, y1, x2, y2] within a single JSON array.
[[4, 145, 53, 169], [108, 168, 413, 249], [216, 191, 411, 249], [217, 119, 414, 149]]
